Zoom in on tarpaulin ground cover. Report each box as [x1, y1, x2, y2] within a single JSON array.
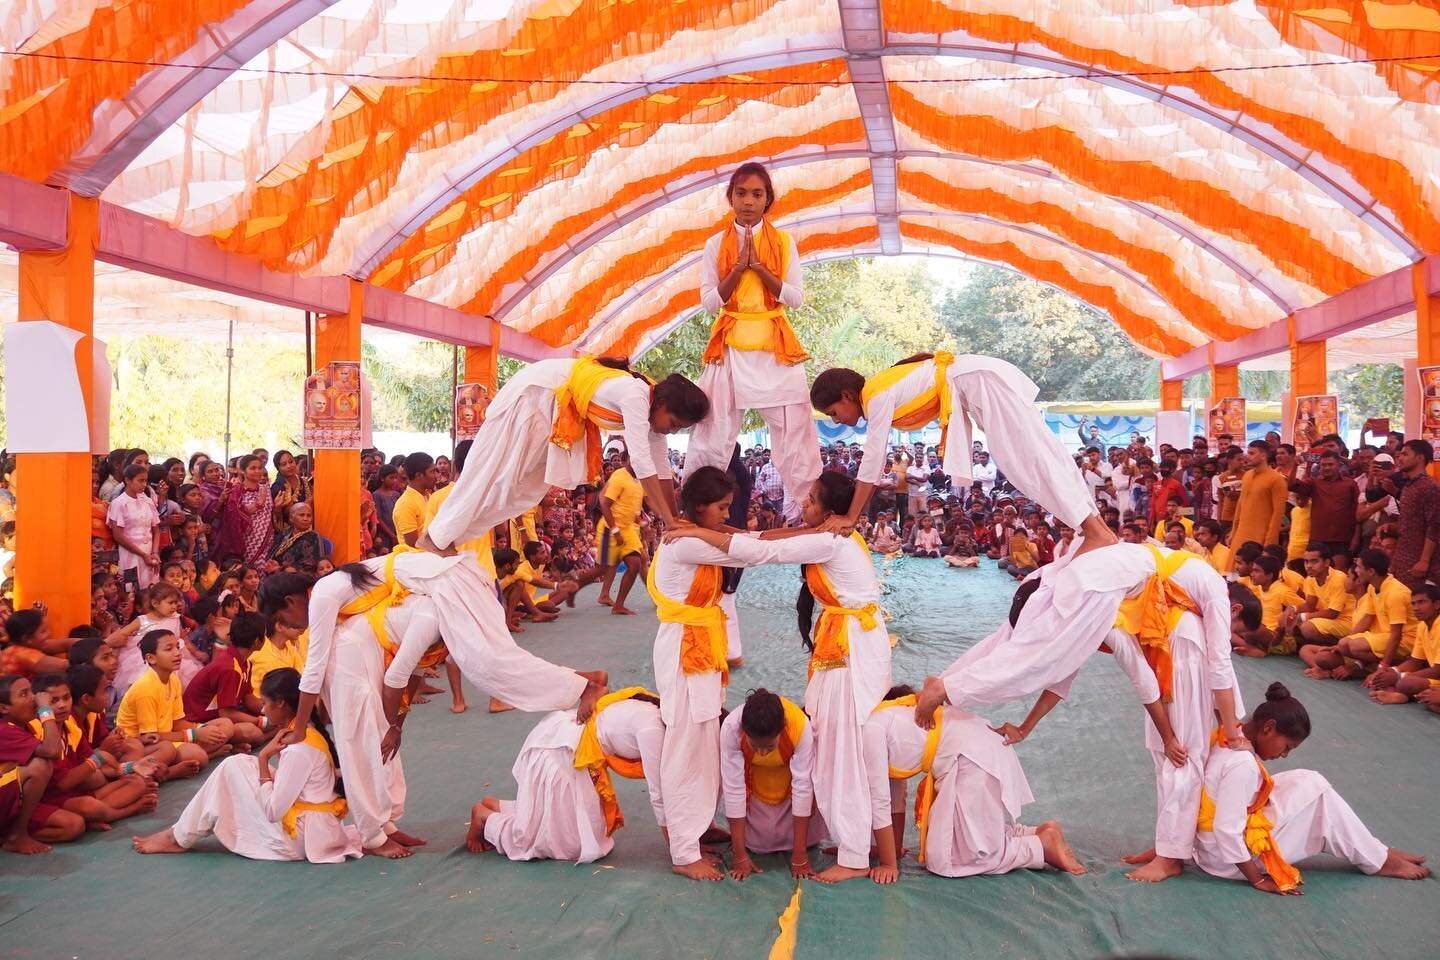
[[3, 559, 1434, 959]]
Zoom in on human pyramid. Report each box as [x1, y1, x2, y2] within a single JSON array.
[[129, 163, 1428, 893]]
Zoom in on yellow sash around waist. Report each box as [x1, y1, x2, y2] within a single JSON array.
[[861, 351, 955, 439], [871, 694, 944, 865], [551, 358, 646, 485], [804, 533, 879, 678], [342, 547, 447, 710], [1111, 545, 1199, 703], [280, 727, 349, 838], [574, 686, 657, 837], [703, 219, 808, 367], [646, 551, 729, 686], [741, 696, 808, 807], [1196, 737, 1301, 892]]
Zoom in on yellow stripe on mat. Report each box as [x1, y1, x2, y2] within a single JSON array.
[[767, 883, 804, 960]]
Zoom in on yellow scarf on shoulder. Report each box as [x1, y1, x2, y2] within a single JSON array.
[[871, 694, 943, 865], [1196, 731, 1301, 892], [341, 547, 448, 711], [573, 686, 657, 837], [280, 726, 348, 838], [702, 217, 808, 367], [861, 351, 955, 436], [804, 533, 879, 678], [551, 358, 646, 485], [741, 696, 808, 806], [1111, 545, 1199, 702], [646, 549, 729, 685]]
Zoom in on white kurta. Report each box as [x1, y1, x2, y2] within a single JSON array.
[[688, 225, 819, 514], [650, 534, 777, 866], [744, 531, 891, 869], [862, 704, 1041, 877], [427, 358, 671, 549], [486, 699, 667, 863], [720, 591, 742, 661], [856, 355, 1094, 528], [170, 747, 362, 863], [719, 703, 819, 854], [303, 553, 587, 714], [1192, 752, 1387, 881]]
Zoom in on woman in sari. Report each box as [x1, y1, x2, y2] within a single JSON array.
[[270, 503, 325, 574], [213, 455, 274, 566]]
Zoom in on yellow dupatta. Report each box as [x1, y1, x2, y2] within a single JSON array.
[[861, 351, 955, 436], [702, 217, 808, 367], [1197, 727, 1302, 892], [645, 548, 729, 686], [340, 547, 447, 709], [280, 726, 348, 838], [871, 694, 943, 865], [573, 686, 657, 837], [741, 696, 808, 806], [804, 533, 880, 678], [551, 358, 648, 485], [1110, 545, 1199, 702]]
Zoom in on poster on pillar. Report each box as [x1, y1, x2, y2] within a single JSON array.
[[302, 361, 365, 449], [454, 382, 490, 442], [1292, 395, 1338, 453], [1420, 366, 1440, 443], [1208, 397, 1246, 448]]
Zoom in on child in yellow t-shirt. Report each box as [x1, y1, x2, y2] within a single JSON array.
[[1233, 555, 1302, 657], [1303, 549, 1418, 681], [115, 630, 231, 779], [1365, 584, 1440, 710]]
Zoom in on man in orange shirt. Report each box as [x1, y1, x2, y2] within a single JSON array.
[[1227, 440, 1287, 564]]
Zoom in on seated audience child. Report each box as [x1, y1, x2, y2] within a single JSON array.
[[1287, 545, 1355, 649], [183, 611, 267, 748], [1302, 549, 1417, 681], [134, 668, 362, 862], [27, 673, 157, 830], [912, 516, 943, 558], [1, 610, 67, 680], [116, 630, 232, 778], [1365, 584, 1440, 709], [0, 674, 85, 853], [1233, 556, 1303, 657], [248, 611, 306, 697], [1192, 682, 1428, 891], [65, 663, 162, 783]]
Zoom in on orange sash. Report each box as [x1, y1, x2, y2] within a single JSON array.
[[702, 218, 808, 367], [803, 534, 879, 678], [645, 555, 729, 687], [573, 686, 655, 836], [550, 358, 642, 485], [1111, 545, 1199, 702]]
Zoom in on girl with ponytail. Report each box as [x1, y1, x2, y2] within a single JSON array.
[[1192, 682, 1428, 892], [134, 667, 362, 863]]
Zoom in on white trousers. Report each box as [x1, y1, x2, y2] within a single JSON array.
[[658, 670, 720, 866], [941, 367, 1095, 529], [1193, 770, 1388, 881], [807, 668, 873, 870], [324, 628, 408, 850], [1146, 633, 1210, 861], [923, 757, 1044, 878], [688, 363, 819, 520], [485, 744, 613, 864]]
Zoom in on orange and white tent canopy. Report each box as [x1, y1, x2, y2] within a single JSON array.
[[2, 0, 1438, 362]]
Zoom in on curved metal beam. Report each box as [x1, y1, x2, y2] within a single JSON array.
[[581, 207, 1189, 353], [494, 147, 1292, 328], [51, 0, 344, 196], [351, 36, 1414, 282]]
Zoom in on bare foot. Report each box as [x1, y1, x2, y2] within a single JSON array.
[[611, 605, 637, 616], [3, 832, 52, 855], [412, 695, 431, 705], [532, 611, 559, 624], [487, 697, 514, 713], [450, 700, 469, 714], [1039, 822, 1087, 875], [423, 668, 440, 679], [1121, 846, 1157, 865], [139, 793, 159, 813], [1376, 848, 1431, 879], [509, 622, 526, 634], [88, 822, 114, 832], [390, 829, 428, 847], [699, 825, 732, 847], [466, 802, 495, 853], [914, 676, 946, 730], [169, 760, 202, 779], [815, 865, 872, 884], [132, 829, 186, 854], [574, 670, 610, 723], [371, 837, 415, 859], [1331, 663, 1363, 681], [672, 859, 725, 881], [598, 595, 614, 607], [1370, 689, 1411, 705], [1126, 854, 1181, 882], [1303, 666, 1332, 680], [418, 681, 445, 696]]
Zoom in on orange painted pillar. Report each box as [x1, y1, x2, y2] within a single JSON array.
[[1288, 317, 1327, 400], [14, 195, 98, 634], [312, 280, 363, 564], [1414, 261, 1440, 478], [1159, 379, 1183, 412], [463, 317, 501, 398]]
